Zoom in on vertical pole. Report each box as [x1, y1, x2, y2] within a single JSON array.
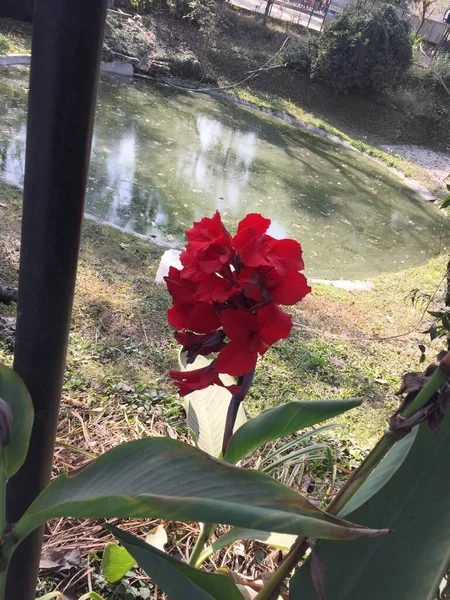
[[5, 1, 108, 598]]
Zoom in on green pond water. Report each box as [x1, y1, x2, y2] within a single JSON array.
[[0, 66, 448, 279]]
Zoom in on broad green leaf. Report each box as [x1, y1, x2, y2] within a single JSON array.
[[338, 427, 418, 517], [290, 413, 450, 600], [180, 353, 246, 457], [0, 363, 33, 477], [107, 525, 243, 600], [79, 594, 105, 600], [223, 399, 361, 464], [37, 594, 63, 600], [102, 525, 167, 583], [198, 527, 296, 564], [102, 543, 136, 583], [14, 438, 387, 544]]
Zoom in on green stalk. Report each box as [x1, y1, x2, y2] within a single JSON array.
[[0, 467, 8, 600], [257, 354, 450, 599], [329, 360, 450, 515], [189, 523, 215, 567], [0, 572, 6, 600], [254, 538, 308, 600]]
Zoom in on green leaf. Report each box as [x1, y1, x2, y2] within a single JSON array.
[[79, 594, 105, 600], [0, 363, 33, 477], [102, 525, 168, 583], [338, 427, 418, 517], [107, 525, 244, 600], [179, 353, 246, 457], [14, 438, 387, 545], [290, 412, 450, 599], [102, 542, 136, 583], [198, 527, 296, 564], [440, 195, 450, 209], [223, 399, 361, 464]]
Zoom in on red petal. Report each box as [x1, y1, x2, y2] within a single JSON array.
[[237, 267, 264, 302], [194, 275, 236, 303], [215, 341, 258, 377], [257, 304, 293, 351], [167, 304, 192, 330], [164, 267, 196, 303], [263, 239, 304, 275], [237, 213, 271, 236], [187, 303, 221, 334], [170, 365, 219, 396], [179, 251, 205, 282], [186, 211, 226, 243], [170, 364, 240, 396], [195, 244, 232, 274], [220, 308, 257, 341], [269, 271, 311, 305]]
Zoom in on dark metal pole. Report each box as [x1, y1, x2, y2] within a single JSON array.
[[0, 0, 34, 21], [5, 1, 108, 598]]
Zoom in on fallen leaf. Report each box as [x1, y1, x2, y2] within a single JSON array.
[[39, 548, 82, 571], [145, 524, 168, 551]]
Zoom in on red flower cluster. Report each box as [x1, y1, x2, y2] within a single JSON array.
[[165, 212, 311, 396]]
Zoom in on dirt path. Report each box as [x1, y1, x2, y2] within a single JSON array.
[[380, 145, 450, 189]]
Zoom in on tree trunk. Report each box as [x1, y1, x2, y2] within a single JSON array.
[[263, 0, 274, 24]]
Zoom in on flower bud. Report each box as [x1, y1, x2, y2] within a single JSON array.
[[0, 397, 13, 447]]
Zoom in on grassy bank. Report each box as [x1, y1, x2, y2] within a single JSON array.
[[0, 180, 448, 594], [0, 19, 31, 55], [0, 179, 446, 453]]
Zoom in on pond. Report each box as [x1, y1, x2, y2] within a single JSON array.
[[0, 66, 447, 279]]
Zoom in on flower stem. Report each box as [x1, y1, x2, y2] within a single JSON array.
[[222, 369, 255, 455], [254, 538, 308, 600], [189, 523, 214, 568]]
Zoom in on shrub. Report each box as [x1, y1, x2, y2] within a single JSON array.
[[0, 34, 10, 55], [166, 0, 216, 22], [284, 35, 318, 74], [310, 5, 412, 93]]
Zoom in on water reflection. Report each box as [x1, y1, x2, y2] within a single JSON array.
[[0, 66, 447, 278]]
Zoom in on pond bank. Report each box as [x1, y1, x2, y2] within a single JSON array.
[[0, 178, 446, 450], [0, 55, 441, 207]]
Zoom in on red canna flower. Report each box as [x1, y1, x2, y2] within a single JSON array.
[[214, 304, 293, 376], [167, 302, 221, 334], [237, 266, 311, 305], [194, 274, 237, 303], [175, 330, 226, 363], [165, 266, 196, 304], [166, 211, 311, 395], [170, 364, 240, 397], [183, 211, 233, 275]]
